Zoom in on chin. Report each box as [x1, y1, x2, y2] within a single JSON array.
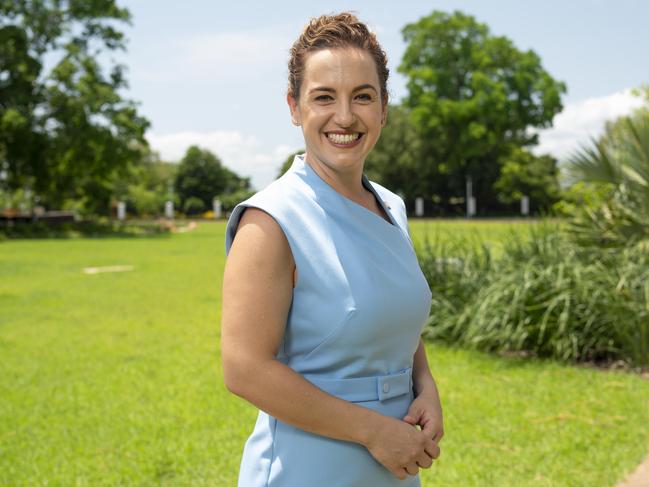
[[326, 152, 368, 168]]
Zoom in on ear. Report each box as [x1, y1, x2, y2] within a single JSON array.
[[380, 103, 388, 127], [287, 92, 301, 126]]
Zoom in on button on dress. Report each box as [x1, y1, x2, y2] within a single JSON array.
[[224, 154, 433, 487]]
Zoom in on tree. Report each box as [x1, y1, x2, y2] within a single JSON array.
[[398, 10, 566, 213], [0, 1, 150, 214], [174, 146, 251, 213], [493, 147, 561, 212], [0, 24, 42, 198], [111, 150, 178, 217]]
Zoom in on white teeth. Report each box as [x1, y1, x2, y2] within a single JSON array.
[[327, 133, 360, 144]]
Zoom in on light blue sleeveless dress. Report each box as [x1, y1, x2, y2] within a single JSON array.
[[224, 154, 433, 486]]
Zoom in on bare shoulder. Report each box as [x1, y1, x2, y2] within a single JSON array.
[[227, 206, 295, 273]]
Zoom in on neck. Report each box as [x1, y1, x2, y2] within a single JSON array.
[[303, 153, 372, 203]]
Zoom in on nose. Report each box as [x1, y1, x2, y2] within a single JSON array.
[[332, 99, 356, 127]]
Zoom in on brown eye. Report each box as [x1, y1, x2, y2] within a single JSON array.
[[315, 94, 333, 102]]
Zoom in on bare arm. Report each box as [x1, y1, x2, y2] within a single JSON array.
[[221, 207, 435, 479], [412, 338, 441, 398], [408, 338, 444, 443]]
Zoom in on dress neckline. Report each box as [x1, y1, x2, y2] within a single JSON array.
[[297, 155, 398, 228]]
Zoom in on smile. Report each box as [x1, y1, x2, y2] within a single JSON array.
[[325, 132, 363, 146]]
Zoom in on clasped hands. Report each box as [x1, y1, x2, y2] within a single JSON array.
[[365, 391, 444, 480]]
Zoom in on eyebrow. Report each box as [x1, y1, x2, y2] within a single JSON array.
[[309, 84, 378, 95]]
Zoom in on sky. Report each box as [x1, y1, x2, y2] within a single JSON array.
[[119, 0, 649, 191]]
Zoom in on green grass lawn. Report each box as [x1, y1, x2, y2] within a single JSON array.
[[409, 217, 562, 256], [1, 220, 647, 486]]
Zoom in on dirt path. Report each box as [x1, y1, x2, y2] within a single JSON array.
[[617, 454, 649, 487]]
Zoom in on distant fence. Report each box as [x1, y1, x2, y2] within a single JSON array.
[[1, 210, 76, 226]]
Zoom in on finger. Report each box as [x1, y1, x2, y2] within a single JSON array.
[[393, 469, 407, 481], [424, 438, 435, 457], [403, 410, 422, 424], [432, 429, 445, 443], [425, 440, 441, 459], [431, 443, 441, 460], [405, 464, 419, 476], [402, 415, 417, 425], [416, 452, 433, 469], [421, 420, 436, 437]]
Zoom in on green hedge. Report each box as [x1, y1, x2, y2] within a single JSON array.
[[0, 218, 172, 240]]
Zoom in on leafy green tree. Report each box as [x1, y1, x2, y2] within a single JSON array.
[[398, 10, 566, 213], [219, 188, 256, 214], [0, 24, 42, 198], [183, 196, 205, 215], [175, 146, 251, 213], [0, 0, 150, 214], [493, 147, 561, 212], [110, 151, 178, 217]]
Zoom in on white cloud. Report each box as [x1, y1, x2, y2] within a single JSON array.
[[135, 29, 289, 84], [533, 88, 645, 162], [146, 130, 298, 190], [180, 31, 289, 80]]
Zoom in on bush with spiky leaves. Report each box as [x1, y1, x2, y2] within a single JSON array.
[[564, 89, 649, 248], [418, 221, 649, 368]]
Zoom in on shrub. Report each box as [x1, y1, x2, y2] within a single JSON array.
[[183, 197, 205, 215], [418, 220, 649, 368]]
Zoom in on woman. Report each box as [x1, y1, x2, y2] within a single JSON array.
[[221, 12, 444, 486]]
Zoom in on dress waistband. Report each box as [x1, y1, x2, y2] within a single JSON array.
[[303, 367, 413, 403]]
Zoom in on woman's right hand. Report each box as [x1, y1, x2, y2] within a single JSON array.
[[363, 414, 440, 480]]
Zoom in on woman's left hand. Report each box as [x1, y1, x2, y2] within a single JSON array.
[[403, 391, 444, 445]]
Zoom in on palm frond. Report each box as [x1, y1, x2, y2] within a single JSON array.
[[566, 137, 621, 186], [564, 115, 649, 247]]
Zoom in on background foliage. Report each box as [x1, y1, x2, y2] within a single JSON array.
[[0, 0, 150, 214], [367, 10, 565, 215]]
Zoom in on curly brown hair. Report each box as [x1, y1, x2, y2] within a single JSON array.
[[288, 12, 389, 105]]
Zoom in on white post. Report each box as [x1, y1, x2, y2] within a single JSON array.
[[415, 197, 424, 217], [165, 200, 174, 219], [521, 195, 529, 216], [466, 176, 473, 218], [117, 201, 126, 221], [213, 199, 222, 219]]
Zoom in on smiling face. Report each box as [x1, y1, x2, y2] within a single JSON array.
[[287, 47, 387, 175]]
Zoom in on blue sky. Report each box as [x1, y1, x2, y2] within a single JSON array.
[[120, 0, 648, 190]]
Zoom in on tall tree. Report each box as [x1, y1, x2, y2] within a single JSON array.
[[398, 10, 566, 213], [0, 0, 149, 214], [174, 146, 251, 213]]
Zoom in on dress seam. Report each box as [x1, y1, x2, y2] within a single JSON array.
[[266, 416, 278, 486]]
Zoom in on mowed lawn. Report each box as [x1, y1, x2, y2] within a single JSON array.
[[1, 219, 647, 486]]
